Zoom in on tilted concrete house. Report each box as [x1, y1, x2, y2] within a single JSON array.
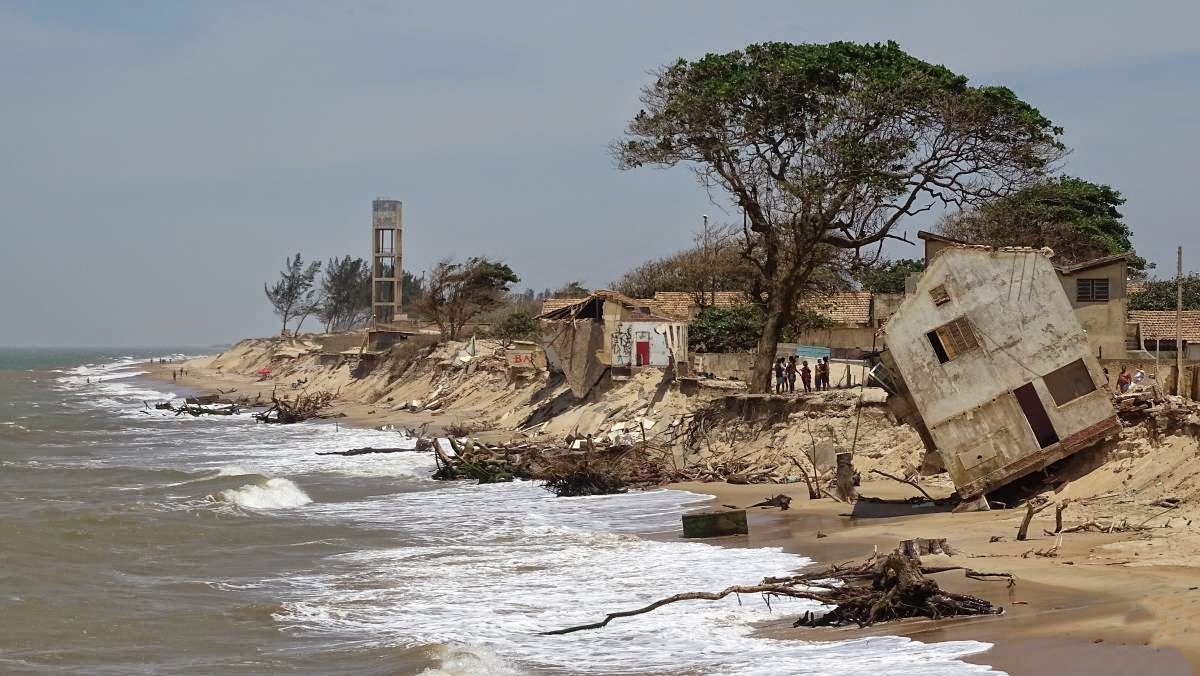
[[881, 246, 1120, 499]]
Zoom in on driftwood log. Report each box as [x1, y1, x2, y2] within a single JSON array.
[[542, 549, 1006, 635]]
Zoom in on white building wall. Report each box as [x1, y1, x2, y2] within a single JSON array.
[[610, 321, 684, 367], [883, 249, 1117, 494]]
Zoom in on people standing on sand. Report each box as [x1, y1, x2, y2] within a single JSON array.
[[172, 371, 177, 382], [800, 360, 812, 393], [815, 358, 826, 391], [786, 356, 798, 393], [1117, 366, 1132, 393], [774, 358, 786, 394]]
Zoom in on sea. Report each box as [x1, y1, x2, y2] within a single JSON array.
[[0, 348, 1000, 675]]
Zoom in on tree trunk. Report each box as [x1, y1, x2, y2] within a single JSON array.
[[750, 294, 788, 393]]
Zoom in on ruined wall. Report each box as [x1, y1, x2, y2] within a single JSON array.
[[693, 352, 754, 381], [793, 326, 878, 352], [610, 321, 683, 367], [884, 249, 1117, 494]]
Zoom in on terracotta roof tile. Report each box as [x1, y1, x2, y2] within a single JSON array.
[[800, 292, 873, 325], [1129, 311, 1200, 342]]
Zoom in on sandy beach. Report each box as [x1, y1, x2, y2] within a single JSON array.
[[146, 350, 1200, 675]]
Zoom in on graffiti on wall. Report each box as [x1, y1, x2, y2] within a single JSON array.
[[612, 325, 633, 365]]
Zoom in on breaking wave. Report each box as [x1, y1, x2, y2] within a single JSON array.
[[220, 478, 312, 510]]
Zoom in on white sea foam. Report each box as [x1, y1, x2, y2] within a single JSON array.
[[418, 644, 522, 676], [221, 478, 313, 510], [278, 483, 998, 675]]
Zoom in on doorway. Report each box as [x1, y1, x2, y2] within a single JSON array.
[[635, 332, 651, 366], [1013, 383, 1058, 448]]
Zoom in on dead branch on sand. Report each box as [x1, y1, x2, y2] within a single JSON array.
[[541, 549, 1006, 635]]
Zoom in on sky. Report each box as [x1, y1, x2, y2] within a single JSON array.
[[1, 1, 1198, 347]]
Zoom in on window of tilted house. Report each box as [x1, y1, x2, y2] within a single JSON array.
[[1076, 278, 1110, 303], [926, 316, 979, 364], [1043, 359, 1098, 406], [929, 284, 951, 306]]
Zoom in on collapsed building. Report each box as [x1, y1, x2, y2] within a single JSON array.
[[537, 290, 688, 398], [880, 245, 1120, 501]]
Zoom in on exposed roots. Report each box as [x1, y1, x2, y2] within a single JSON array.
[[541, 551, 1006, 635]]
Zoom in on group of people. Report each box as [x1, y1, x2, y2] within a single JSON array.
[[773, 356, 832, 394], [1111, 365, 1146, 394]]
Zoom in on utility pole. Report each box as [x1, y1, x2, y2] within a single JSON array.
[[1177, 246, 1184, 396], [702, 214, 713, 306]]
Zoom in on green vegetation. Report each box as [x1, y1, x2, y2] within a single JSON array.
[[1129, 275, 1200, 311], [616, 41, 1064, 391], [937, 176, 1146, 272], [856, 259, 924, 295]]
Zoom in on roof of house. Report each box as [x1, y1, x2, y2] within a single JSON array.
[[917, 229, 969, 245], [1054, 252, 1132, 275], [536, 290, 676, 321], [539, 289, 874, 325], [800, 292, 873, 325], [1129, 310, 1200, 342], [650, 291, 748, 319]]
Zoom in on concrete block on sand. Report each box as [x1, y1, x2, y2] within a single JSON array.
[[682, 510, 748, 538]]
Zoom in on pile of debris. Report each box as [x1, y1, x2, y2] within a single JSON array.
[[253, 389, 337, 424]]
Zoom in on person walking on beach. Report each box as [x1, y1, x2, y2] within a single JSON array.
[[800, 360, 812, 393], [774, 358, 786, 394], [172, 371, 177, 382], [786, 356, 798, 393]]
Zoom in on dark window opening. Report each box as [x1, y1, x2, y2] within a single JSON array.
[[1043, 359, 1098, 406], [927, 316, 979, 363], [1076, 278, 1110, 303], [927, 330, 950, 364]]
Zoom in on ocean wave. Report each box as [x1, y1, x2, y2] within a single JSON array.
[[419, 644, 521, 676], [278, 485, 997, 675], [220, 478, 313, 510]]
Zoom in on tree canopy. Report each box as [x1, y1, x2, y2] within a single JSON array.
[[855, 258, 924, 294], [1129, 274, 1200, 311], [264, 253, 322, 336], [617, 41, 1064, 390], [936, 176, 1145, 272], [416, 257, 520, 340], [317, 256, 371, 333]]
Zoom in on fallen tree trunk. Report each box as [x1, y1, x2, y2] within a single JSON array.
[[542, 550, 1005, 635], [315, 447, 420, 456]]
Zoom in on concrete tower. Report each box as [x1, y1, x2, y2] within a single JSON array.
[[371, 199, 403, 325]]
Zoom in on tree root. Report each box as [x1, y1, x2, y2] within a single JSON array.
[[541, 550, 1006, 635]]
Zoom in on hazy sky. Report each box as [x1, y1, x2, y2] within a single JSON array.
[[2, 1, 1198, 347]]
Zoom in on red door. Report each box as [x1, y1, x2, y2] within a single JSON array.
[[636, 341, 651, 366]]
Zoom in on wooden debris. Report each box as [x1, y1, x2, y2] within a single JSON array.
[[542, 548, 1006, 635], [747, 494, 792, 510], [253, 389, 336, 424]]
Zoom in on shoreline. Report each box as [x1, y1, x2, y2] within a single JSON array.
[[143, 352, 1199, 675]]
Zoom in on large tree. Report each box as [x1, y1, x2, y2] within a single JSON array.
[[416, 257, 520, 340], [317, 255, 372, 333], [936, 176, 1145, 272], [616, 41, 1064, 391], [264, 253, 322, 336]]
